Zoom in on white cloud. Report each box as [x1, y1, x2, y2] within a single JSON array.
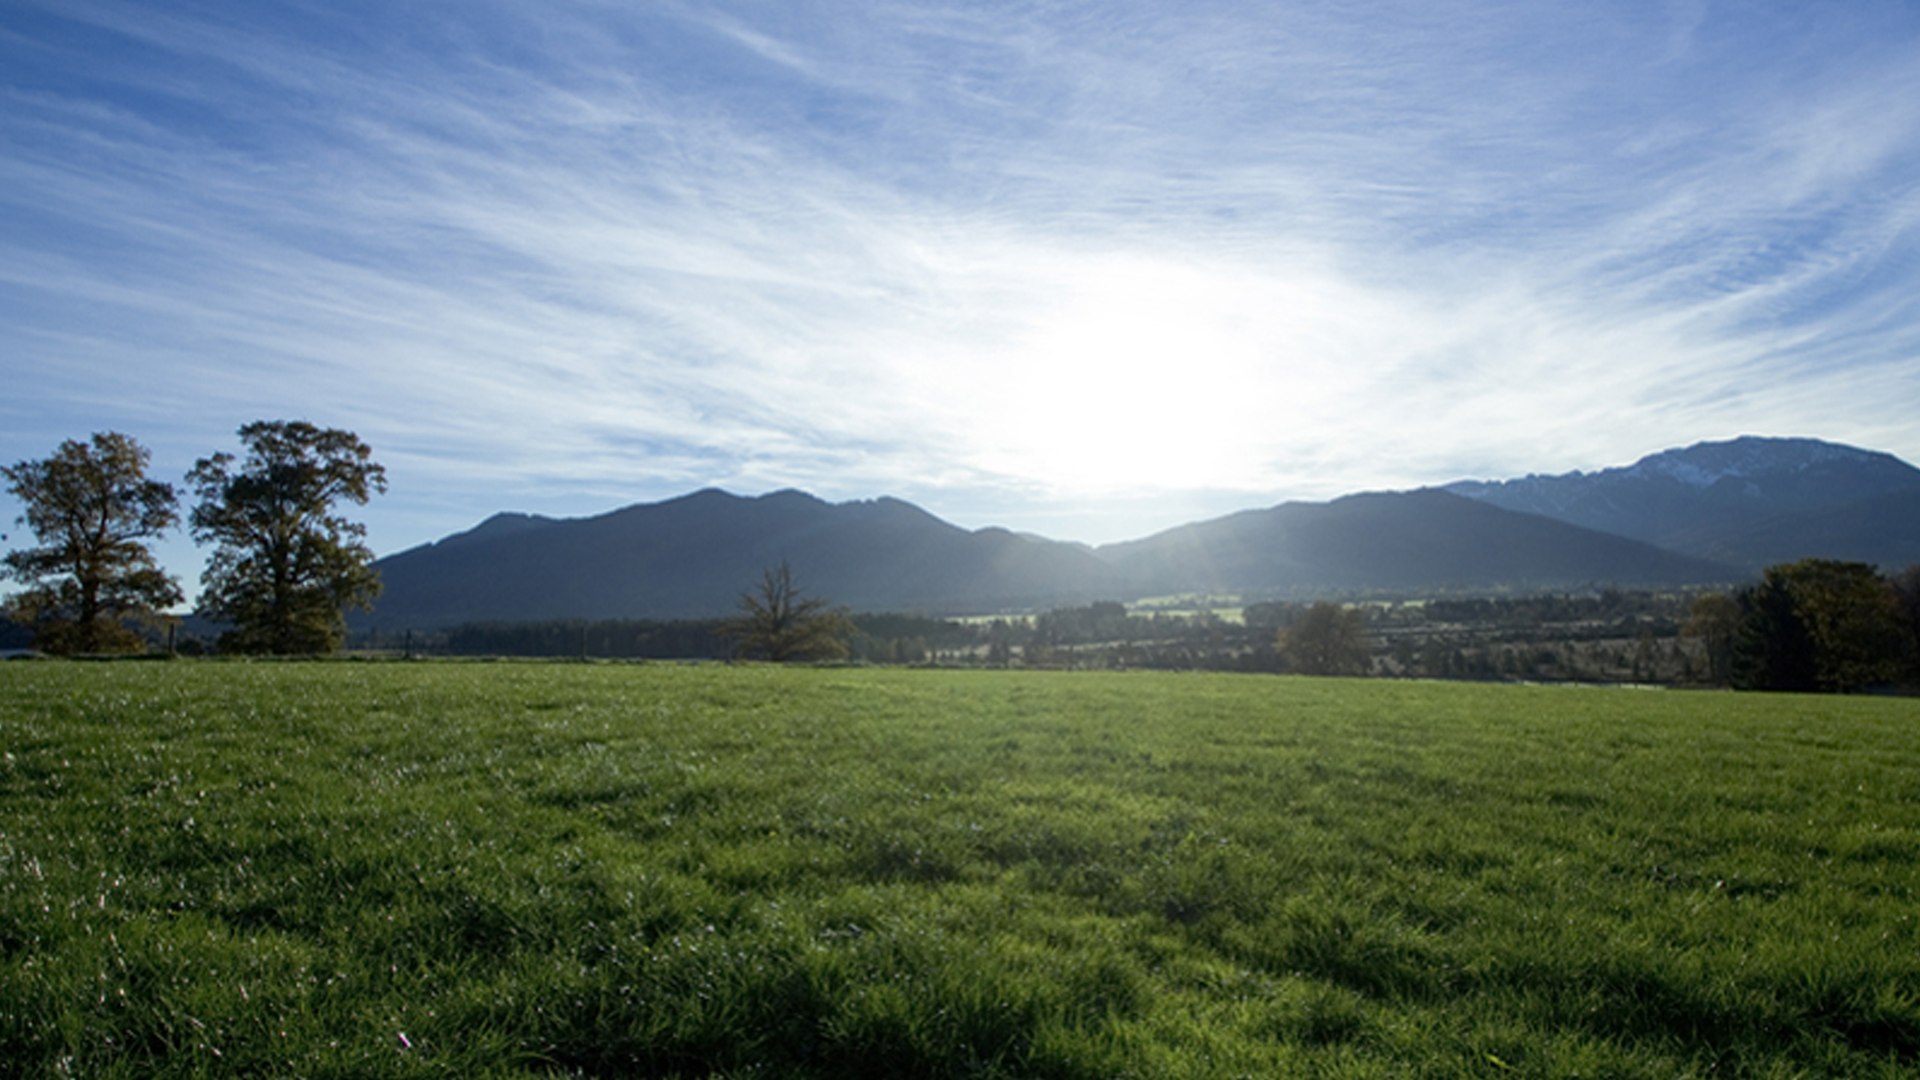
[[2, 0, 1918, 565]]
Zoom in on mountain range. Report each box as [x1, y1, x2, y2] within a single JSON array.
[[365, 489, 1121, 626], [1443, 437, 1920, 570], [358, 437, 1920, 630]]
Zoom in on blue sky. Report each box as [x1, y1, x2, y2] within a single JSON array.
[[4, 0, 1919, 595]]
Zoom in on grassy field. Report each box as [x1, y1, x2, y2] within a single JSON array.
[[2, 662, 1917, 1077]]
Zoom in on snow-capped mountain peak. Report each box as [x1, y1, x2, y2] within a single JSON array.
[[1621, 436, 1872, 488], [1443, 436, 1920, 569]]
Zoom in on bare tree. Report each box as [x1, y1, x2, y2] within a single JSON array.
[[725, 561, 851, 662]]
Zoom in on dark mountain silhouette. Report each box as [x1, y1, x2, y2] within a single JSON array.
[[1445, 437, 1920, 570], [1690, 489, 1920, 571], [1092, 489, 1734, 596], [361, 489, 1122, 629], [358, 437, 1916, 630], [362, 486, 1738, 631]]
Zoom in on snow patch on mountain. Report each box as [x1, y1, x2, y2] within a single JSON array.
[[1621, 437, 1871, 488], [1441, 436, 1920, 568]]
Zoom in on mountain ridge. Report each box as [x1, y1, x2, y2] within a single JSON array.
[[1443, 436, 1920, 570], [1094, 488, 1732, 596], [364, 488, 1122, 629], [357, 436, 1917, 630]]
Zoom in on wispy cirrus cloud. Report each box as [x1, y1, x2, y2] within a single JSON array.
[[2, 0, 1917, 572]]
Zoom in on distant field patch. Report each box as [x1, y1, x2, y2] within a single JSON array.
[[1, 662, 1916, 1076]]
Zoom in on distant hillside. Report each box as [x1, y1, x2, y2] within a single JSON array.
[[1094, 489, 1735, 596], [360, 489, 1121, 630], [1446, 437, 1920, 570], [1686, 489, 1920, 571], [356, 436, 1916, 630]]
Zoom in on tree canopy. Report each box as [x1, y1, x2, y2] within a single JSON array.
[[188, 421, 387, 654], [724, 561, 851, 662], [1280, 601, 1371, 676], [2, 432, 182, 653], [1895, 565, 1920, 685], [1682, 592, 1742, 686], [1732, 559, 1907, 693]]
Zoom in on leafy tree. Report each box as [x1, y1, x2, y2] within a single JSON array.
[[1732, 559, 1904, 693], [724, 561, 851, 662], [1796, 563, 1907, 692], [1730, 573, 1816, 692], [188, 421, 387, 654], [1682, 592, 1742, 686], [1891, 564, 1920, 683], [1280, 601, 1370, 676], [2, 432, 182, 653]]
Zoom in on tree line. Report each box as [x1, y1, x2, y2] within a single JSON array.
[[3, 424, 386, 655], [713, 571, 1920, 693], [13, 428, 1918, 693], [343, 572, 1920, 695], [1686, 558, 1920, 693]]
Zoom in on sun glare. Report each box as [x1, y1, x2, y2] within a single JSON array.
[[962, 255, 1366, 495]]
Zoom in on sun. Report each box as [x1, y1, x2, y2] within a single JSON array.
[[966, 255, 1310, 494]]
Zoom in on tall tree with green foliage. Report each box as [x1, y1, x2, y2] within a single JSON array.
[[2, 432, 182, 653], [724, 561, 850, 662], [188, 421, 387, 654], [1731, 572, 1816, 692], [1280, 601, 1371, 676], [1891, 564, 1920, 685], [1682, 592, 1742, 686], [1732, 559, 1905, 693]]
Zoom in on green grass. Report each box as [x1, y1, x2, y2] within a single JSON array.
[[2, 662, 1917, 1077]]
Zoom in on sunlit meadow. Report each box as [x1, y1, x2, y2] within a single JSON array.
[[2, 661, 1917, 1077]]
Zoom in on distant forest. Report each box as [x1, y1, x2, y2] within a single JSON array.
[[347, 590, 1726, 687], [347, 560, 1920, 696]]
